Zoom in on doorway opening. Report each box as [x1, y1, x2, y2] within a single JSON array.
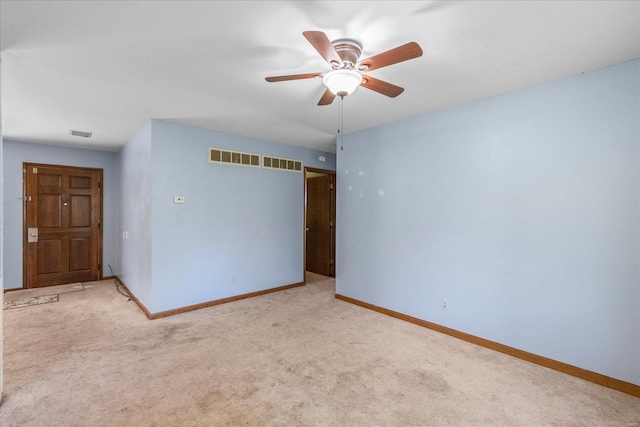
[[304, 167, 336, 282]]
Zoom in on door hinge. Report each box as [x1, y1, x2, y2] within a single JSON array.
[[98, 181, 101, 189], [98, 263, 101, 271], [98, 222, 101, 230], [329, 184, 334, 190]]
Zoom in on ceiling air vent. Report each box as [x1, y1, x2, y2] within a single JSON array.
[[263, 156, 302, 173], [209, 148, 260, 168], [70, 130, 93, 138]]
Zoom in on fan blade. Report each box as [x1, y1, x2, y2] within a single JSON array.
[[265, 72, 324, 82], [357, 42, 423, 72], [318, 88, 336, 106], [303, 31, 343, 67], [361, 75, 404, 98]]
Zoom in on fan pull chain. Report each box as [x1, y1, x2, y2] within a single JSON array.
[[339, 95, 344, 151]]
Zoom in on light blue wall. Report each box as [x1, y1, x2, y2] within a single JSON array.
[[116, 121, 153, 307], [2, 140, 118, 289], [118, 119, 335, 313], [1, 59, 5, 398], [337, 60, 640, 385]]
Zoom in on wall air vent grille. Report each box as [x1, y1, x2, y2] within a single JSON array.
[[209, 148, 260, 168], [263, 156, 303, 173]]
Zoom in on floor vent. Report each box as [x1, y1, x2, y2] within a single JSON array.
[[209, 148, 260, 168], [263, 156, 303, 173]]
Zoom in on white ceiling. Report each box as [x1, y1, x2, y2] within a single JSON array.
[[1, 1, 638, 154]]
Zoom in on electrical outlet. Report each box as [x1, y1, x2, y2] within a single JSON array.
[[441, 299, 448, 310], [231, 276, 236, 284]]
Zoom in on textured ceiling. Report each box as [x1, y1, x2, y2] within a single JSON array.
[[1, 1, 638, 153]]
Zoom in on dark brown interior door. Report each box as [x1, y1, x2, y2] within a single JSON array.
[[306, 173, 335, 277], [24, 164, 102, 288]]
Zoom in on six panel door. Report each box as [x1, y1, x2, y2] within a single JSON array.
[[306, 173, 335, 277], [25, 164, 102, 288]]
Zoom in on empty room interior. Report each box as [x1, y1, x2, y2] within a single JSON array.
[[0, 1, 639, 425]]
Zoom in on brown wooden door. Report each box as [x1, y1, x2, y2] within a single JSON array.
[[24, 164, 102, 288], [306, 173, 335, 277]]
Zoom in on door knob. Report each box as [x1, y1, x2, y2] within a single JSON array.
[[28, 227, 39, 242]]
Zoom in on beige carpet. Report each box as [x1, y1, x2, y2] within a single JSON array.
[[1, 274, 638, 426], [3, 282, 85, 311]]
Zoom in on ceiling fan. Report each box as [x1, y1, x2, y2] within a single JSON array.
[[266, 31, 423, 106]]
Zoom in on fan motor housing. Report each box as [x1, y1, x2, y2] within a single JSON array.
[[331, 38, 362, 69]]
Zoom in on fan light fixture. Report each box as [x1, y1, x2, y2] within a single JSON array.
[[323, 69, 362, 97], [266, 31, 423, 105]]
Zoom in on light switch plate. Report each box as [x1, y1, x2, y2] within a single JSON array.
[[173, 196, 185, 204]]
